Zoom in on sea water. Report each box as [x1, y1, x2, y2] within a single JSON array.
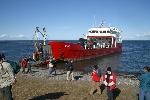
[[0, 40, 150, 74]]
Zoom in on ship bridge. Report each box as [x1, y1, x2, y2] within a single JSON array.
[[86, 27, 117, 38]]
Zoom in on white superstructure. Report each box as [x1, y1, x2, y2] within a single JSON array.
[[82, 23, 122, 49]]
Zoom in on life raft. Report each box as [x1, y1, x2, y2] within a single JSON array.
[[33, 52, 40, 61]]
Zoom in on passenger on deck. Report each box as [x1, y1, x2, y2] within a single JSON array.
[[103, 42, 106, 48], [138, 66, 150, 100]]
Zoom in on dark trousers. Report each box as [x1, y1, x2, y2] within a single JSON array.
[[107, 87, 114, 100], [0, 85, 13, 100], [27, 64, 32, 73]]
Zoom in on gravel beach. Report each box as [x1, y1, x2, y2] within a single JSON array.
[[1, 67, 139, 100]]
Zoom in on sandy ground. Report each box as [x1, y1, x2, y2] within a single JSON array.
[[1, 67, 139, 100]]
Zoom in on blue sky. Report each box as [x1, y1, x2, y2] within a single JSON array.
[[0, 0, 150, 40]]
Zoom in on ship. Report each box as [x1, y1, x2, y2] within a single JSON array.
[[47, 22, 122, 61]]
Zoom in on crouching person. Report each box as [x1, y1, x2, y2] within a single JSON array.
[[0, 54, 16, 100], [103, 67, 117, 100]]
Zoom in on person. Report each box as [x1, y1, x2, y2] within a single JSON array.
[[48, 58, 54, 77], [102, 67, 117, 100], [90, 65, 101, 95], [26, 56, 33, 74], [65, 60, 74, 81], [0, 53, 16, 100], [48, 57, 57, 77], [20, 57, 28, 73], [138, 66, 150, 100], [51, 57, 57, 75]]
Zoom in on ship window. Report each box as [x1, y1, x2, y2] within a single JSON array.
[[103, 31, 106, 33], [90, 30, 98, 33], [107, 31, 110, 33], [92, 31, 95, 33], [100, 31, 103, 33]]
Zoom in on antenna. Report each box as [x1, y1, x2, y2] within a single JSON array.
[[92, 15, 97, 27]]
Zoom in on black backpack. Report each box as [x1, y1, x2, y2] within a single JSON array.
[[97, 68, 102, 77]]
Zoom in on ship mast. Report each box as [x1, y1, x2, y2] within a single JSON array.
[[35, 27, 47, 45]]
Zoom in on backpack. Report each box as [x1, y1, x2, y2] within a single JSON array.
[[7, 60, 21, 74], [97, 68, 102, 77]]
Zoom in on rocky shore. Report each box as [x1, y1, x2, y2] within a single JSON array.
[[9, 67, 139, 100], [21, 67, 140, 86]]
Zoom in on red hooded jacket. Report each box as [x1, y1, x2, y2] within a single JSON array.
[[91, 70, 100, 82]]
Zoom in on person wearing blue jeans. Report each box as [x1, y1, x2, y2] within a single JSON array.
[[139, 88, 150, 100], [138, 66, 150, 100]]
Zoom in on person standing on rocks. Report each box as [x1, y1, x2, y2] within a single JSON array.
[[20, 57, 28, 74], [48, 57, 57, 77], [65, 60, 74, 81], [0, 53, 16, 100], [90, 65, 101, 95], [102, 67, 117, 100], [138, 66, 150, 100], [26, 56, 33, 74]]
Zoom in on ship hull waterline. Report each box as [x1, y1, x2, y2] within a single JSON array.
[[48, 41, 122, 61]]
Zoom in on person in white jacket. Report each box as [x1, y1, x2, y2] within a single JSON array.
[[0, 53, 16, 100]]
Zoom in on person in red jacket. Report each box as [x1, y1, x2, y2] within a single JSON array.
[[103, 67, 117, 100], [90, 65, 101, 95], [20, 57, 28, 73]]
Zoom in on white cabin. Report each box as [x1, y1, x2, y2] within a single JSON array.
[[83, 25, 122, 49]]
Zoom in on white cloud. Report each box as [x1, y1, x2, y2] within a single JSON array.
[[10, 34, 25, 38], [18, 34, 25, 38], [123, 32, 150, 40], [0, 34, 7, 38], [0, 33, 29, 40]]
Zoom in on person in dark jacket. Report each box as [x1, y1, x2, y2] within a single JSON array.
[[65, 60, 74, 80], [48, 57, 57, 77], [26, 56, 33, 74]]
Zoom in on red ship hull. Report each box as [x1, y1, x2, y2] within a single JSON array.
[[48, 41, 122, 60]]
